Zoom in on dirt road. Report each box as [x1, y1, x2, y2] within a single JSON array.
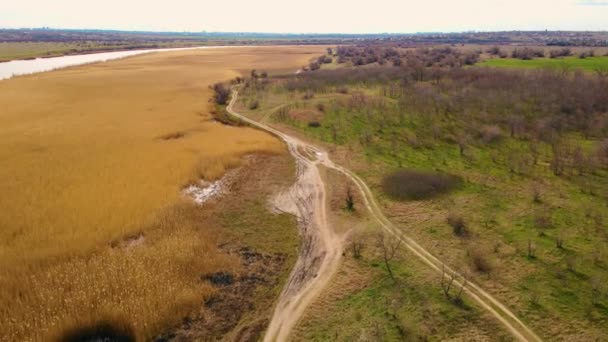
[[227, 91, 345, 341], [226, 90, 542, 342]]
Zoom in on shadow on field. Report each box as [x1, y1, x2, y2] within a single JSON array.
[[58, 318, 135, 342]]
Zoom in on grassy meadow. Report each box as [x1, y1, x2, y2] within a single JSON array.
[[280, 167, 507, 340], [236, 64, 608, 340], [0, 46, 323, 340], [480, 56, 608, 72]]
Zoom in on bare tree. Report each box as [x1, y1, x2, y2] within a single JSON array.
[[556, 231, 565, 249], [527, 239, 536, 259], [455, 272, 468, 303], [551, 142, 566, 176], [441, 265, 456, 298], [456, 134, 468, 157], [376, 232, 402, 280], [350, 233, 364, 259], [211, 83, 230, 105], [345, 186, 355, 211], [591, 276, 602, 306]]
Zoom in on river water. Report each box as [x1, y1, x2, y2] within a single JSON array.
[[0, 46, 218, 81]]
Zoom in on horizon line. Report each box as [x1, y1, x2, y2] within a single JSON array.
[[2, 26, 607, 36]]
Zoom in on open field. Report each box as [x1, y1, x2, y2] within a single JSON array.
[[480, 56, 608, 71], [236, 62, 608, 340], [286, 167, 508, 340], [0, 45, 323, 340]]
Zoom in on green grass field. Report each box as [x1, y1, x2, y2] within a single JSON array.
[[238, 78, 608, 340], [480, 56, 608, 72]]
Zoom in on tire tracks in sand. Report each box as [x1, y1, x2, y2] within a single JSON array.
[[226, 89, 541, 342]]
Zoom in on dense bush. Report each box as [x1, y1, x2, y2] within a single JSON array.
[[549, 48, 572, 58], [447, 213, 468, 237], [468, 248, 493, 274], [382, 170, 462, 200], [511, 47, 545, 60], [211, 82, 230, 105], [274, 48, 608, 180]]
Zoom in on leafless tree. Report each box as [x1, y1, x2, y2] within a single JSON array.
[[211, 83, 230, 105], [345, 186, 355, 211], [591, 276, 602, 306], [350, 233, 364, 259], [376, 232, 402, 280], [527, 239, 536, 259], [556, 231, 565, 249], [455, 272, 468, 302], [441, 265, 457, 298], [551, 142, 567, 176]]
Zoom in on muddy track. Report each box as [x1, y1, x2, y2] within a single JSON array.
[[227, 90, 541, 342], [227, 91, 344, 341]]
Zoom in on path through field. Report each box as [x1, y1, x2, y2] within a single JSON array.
[[227, 90, 542, 342]]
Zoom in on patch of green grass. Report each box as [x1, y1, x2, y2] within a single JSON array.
[[220, 197, 298, 256], [299, 258, 502, 341], [479, 56, 608, 72], [248, 80, 608, 338]]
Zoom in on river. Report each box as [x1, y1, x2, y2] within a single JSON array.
[[0, 46, 221, 81]]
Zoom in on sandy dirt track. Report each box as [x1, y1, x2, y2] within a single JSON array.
[[227, 90, 542, 342], [228, 93, 345, 342]]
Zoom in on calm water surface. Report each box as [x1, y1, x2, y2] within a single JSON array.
[[0, 46, 222, 81]]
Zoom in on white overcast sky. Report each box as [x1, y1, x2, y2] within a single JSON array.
[[1, 0, 607, 33]]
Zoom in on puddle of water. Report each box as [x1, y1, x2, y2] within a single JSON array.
[[183, 180, 223, 204]]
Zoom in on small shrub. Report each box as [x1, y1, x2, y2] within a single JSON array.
[[565, 255, 577, 272], [316, 103, 325, 112], [336, 86, 349, 94], [534, 213, 552, 229], [447, 213, 468, 237], [480, 125, 502, 143], [532, 185, 542, 203], [549, 48, 572, 58], [211, 82, 230, 105], [382, 170, 462, 200], [468, 248, 493, 274], [308, 121, 321, 128], [303, 90, 315, 100], [248, 100, 259, 110], [345, 186, 355, 211], [487, 46, 501, 55]]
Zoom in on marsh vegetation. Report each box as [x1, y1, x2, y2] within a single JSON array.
[[0, 46, 323, 340]]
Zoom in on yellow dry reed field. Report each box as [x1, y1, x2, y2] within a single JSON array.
[[0, 46, 324, 341]]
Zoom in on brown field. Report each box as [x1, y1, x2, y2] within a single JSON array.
[[0, 46, 324, 341]]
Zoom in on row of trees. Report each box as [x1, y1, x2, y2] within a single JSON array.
[[278, 60, 608, 181], [510, 47, 605, 60], [330, 45, 480, 69]]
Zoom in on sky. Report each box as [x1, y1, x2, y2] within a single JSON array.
[[0, 0, 607, 33]]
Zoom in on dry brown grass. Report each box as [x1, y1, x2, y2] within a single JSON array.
[[0, 46, 324, 341]]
